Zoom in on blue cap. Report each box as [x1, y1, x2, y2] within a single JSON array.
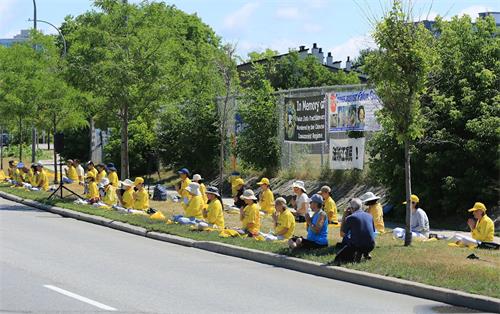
[[310, 194, 324, 205], [17, 162, 24, 169], [178, 168, 190, 175], [106, 163, 115, 168]]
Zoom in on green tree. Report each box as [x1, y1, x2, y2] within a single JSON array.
[[365, 1, 436, 246], [237, 64, 280, 174]]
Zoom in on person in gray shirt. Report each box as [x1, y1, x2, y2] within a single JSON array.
[[409, 195, 430, 237]]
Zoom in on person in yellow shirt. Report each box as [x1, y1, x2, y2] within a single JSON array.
[[100, 178, 118, 207], [7, 160, 17, 181], [320, 185, 338, 225], [11, 162, 25, 186], [85, 172, 99, 203], [360, 191, 384, 233], [449, 202, 495, 247], [262, 197, 295, 241], [257, 177, 275, 215], [18, 163, 34, 187], [106, 163, 119, 187], [176, 168, 191, 209], [119, 179, 135, 209], [133, 177, 150, 211], [229, 171, 242, 198], [33, 163, 49, 191], [86, 161, 98, 178], [239, 189, 261, 237], [202, 186, 225, 229], [233, 178, 246, 209], [184, 182, 204, 219], [62, 159, 78, 183], [96, 164, 107, 183], [192, 174, 208, 209]]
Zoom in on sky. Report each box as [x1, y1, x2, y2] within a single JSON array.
[[1, 0, 499, 64]]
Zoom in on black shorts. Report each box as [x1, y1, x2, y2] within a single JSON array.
[[295, 215, 306, 223]]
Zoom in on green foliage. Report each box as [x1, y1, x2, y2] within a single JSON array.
[[247, 49, 278, 62], [369, 14, 500, 218], [237, 64, 280, 174], [104, 118, 158, 177], [59, 127, 90, 162]]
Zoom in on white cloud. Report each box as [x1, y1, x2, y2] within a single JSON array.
[[457, 5, 493, 19], [328, 34, 376, 64], [303, 23, 323, 33], [237, 38, 297, 57], [306, 0, 328, 9], [275, 7, 300, 19], [223, 2, 260, 30]]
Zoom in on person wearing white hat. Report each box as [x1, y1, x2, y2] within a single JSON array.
[[360, 191, 384, 233], [119, 179, 135, 209], [291, 180, 309, 222], [100, 178, 118, 207], [184, 182, 204, 219], [239, 189, 261, 237], [192, 174, 208, 209], [202, 186, 225, 229]]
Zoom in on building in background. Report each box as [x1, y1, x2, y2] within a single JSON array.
[[0, 30, 30, 47]]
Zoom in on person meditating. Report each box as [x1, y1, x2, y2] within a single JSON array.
[[288, 194, 328, 249]]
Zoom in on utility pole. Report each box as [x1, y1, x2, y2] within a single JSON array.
[[31, 0, 37, 164]]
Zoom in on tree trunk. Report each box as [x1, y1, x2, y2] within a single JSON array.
[[120, 105, 129, 180], [53, 114, 58, 184], [19, 118, 23, 162], [404, 139, 412, 246], [47, 130, 51, 150], [89, 117, 95, 162], [219, 126, 224, 192], [31, 127, 36, 163], [0, 126, 4, 170]]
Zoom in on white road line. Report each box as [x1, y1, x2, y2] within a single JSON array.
[[43, 285, 117, 311]]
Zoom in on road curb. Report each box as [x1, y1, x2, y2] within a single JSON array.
[[1, 190, 499, 313]]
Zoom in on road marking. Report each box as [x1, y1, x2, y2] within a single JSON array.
[[43, 285, 117, 311]]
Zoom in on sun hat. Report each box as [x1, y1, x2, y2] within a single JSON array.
[[66, 159, 74, 164], [320, 185, 331, 193], [120, 179, 134, 187], [233, 178, 245, 186], [16, 162, 24, 169], [403, 194, 420, 204], [468, 202, 487, 213], [99, 178, 110, 188], [134, 177, 144, 186], [86, 161, 94, 167], [292, 180, 307, 193], [192, 174, 203, 181], [206, 186, 220, 197], [178, 168, 190, 175], [360, 191, 380, 203], [310, 194, 324, 206], [275, 197, 287, 207], [185, 182, 201, 196], [240, 189, 257, 200], [96, 163, 105, 168], [257, 177, 270, 185]]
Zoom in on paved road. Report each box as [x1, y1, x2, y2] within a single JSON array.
[[0, 198, 478, 313]]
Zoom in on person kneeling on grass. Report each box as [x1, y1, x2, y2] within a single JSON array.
[[261, 197, 295, 241], [333, 198, 375, 265], [237, 189, 261, 237], [449, 202, 496, 248], [288, 194, 328, 249], [197, 186, 225, 229]]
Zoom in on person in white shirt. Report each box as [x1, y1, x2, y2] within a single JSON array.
[[74, 159, 85, 185], [290, 180, 309, 223]]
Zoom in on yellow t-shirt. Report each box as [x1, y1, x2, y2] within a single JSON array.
[[36, 170, 49, 191], [28, 169, 36, 185], [472, 215, 494, 243], [102, 185, 118, 206], [276, 209, 295, 239], [87, 168, 98, 178], [185, 194, 203, 219], [368, 203, 385, 233], [67, 165, 78, 181], [96, 170, 107, 183], [122, 188, 134, 209], [241, 203, 261, 235], [205, 199, 225, 229], [324, 196, 338, 224], [12, 168, 21, 182], [179, 178, 192, 208], [259, 188, 275, 215], [87, 181, 99, 199], [199, 183, 208, 208], [133, 188, 150, 211], [108, 171, 119, 187]]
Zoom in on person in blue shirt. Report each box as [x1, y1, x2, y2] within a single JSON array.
[[333, 198, 376, 265], [288, 194, 328, 249]]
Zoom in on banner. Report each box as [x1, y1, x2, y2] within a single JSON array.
[[329, 138, 365, 170], [328, 90, 381, 132], [284, 95, 327, 143]]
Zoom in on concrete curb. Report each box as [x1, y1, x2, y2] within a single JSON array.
[[1, 190, 499, 313]]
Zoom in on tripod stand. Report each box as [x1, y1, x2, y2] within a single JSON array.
[[48, 162, 83, 200]]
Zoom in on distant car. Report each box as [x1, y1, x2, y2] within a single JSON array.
[[0, 133, 9, 146]]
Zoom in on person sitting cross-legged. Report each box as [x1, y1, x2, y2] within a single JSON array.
[[261, 197, 295, 241], [238, 189, 261, 237], [449, 202, 495, 248], [198, 186, 225, 229], [333, 198, 376, 265], [288, 194, 328, 249], [173, 182, 204, 225], [85, 172, 100, 204], [100, 178, 118, 207]]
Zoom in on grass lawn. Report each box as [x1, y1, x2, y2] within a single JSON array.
[[1, 183, 499, 299]]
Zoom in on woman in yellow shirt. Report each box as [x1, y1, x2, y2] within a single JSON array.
[[360, 191, 384, 233], [193, 174, 208, 209], [120, 179, 135, 209], [320, 185, 338, 225], [184, 182, 204, 219], [262, 197, 295, 241], [133, 177, 150, 211], [106, 163, 119, 187], [96, 164, 107, 183], [176, 168, 191, 209], [86, 161, 98, 178], [100, 178, 118, 207], [86, 172, 99, 203], [203, 186, 225, 229], [34, 164, 49, 191], [257, 177, 275, 215], [239, 189, 261, 237]]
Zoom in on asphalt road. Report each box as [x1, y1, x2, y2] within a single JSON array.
[[0, 197, 478, 313]]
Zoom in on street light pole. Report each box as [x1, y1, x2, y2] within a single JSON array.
[[31, 0, 37, 164], [28, 19, 67, 57]]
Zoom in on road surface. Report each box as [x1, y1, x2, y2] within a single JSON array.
[[0, 197, 477, 313]]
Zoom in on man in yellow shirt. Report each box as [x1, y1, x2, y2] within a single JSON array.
[[176, 168, 191, 209], [258, 177, 275, 215], [106, 163, 119, 187], [184, 182, 204, 219], [33, 163, 49, 191], [133, 177, 149, 211], [239, 189, 261, 237], [119, 179, 135, 209], [360, 191, 384, 233], [320, 185, 338, 225], [468, 202, 494, 243]]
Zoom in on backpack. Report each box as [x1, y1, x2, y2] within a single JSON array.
[[153, 184, 168, 201]]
